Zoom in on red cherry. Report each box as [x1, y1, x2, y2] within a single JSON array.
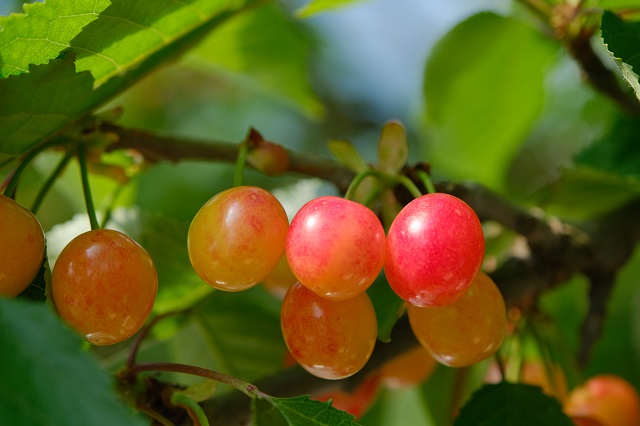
[[385, 193, 484, 307]]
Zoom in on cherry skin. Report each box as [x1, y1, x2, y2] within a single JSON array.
[[385, 193, 484, 307], [564, 375, 640, 426], [281, 282, 378, 380], [408, 271, 506, 367], [52, 229, 158, 346], [313, 373, 381, 419], [188, 186, 289, 291], [0, 194, 45, 297], [286, 196, 386, 300]]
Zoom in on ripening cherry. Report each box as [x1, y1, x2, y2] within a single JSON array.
[[286, 196, 386, 300], [262, 254, 298, 299], [188, 186, 289, 291], [313, 373, 381, 419], [385, 193, 484, 307], [52, 229, 158, 345], [0, 194, 46, 297], [281, 282, 378, 380], [408, 271, 506, 367], [564, 375, 640, 426], [379, 346, 437, 389]]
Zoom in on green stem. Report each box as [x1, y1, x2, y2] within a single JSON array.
[[3, 139, 65, 198], [416, 170, 436, 195], [233, 142, 249, 187], [344, 169, 380, 201], [170, 392, 210, 426], [31, 150, 74, 214], [124, 362, 262, 399], [395, 174, 423, 199], [77, 145, 100, 231]]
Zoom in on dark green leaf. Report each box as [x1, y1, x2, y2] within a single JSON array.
[[252, 394, 358, 426], [424, 12, 558, 191], [530, 166, 640, 220], [601, 10, 640, 102], [0, 53, 95, 157], [366, 275, 405, 343], [0, 298, 145, 426], [454, 382, 573, 426], [576, 114, 640, 178]]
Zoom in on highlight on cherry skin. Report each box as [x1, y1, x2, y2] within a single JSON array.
[[280, 281, 378, 380], [51, 229, 158, 346], [0, 194, 46, 297], [286, 196, 386, 300], [385, 192, 485, 307], [408, 271, 506, 367], [188, 186, 289, 292]]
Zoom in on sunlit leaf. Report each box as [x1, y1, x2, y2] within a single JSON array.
[[296, 0, 365, 18], [424, 12, 558, 191]]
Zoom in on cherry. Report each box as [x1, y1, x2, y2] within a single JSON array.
[[188, 186, 289, 291], [385, 192, 484, 307], [564, 374, 640, 426], [286, 196, 386, 300], [52, 229, 158, 345], [281, 281, 378, 380], [0, 194, 45, 297]]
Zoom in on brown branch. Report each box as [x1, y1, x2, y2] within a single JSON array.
[[100, 123, 356, 194]]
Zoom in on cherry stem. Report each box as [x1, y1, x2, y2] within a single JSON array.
[[170, 392, 210, 426], [395, 174, 423, 199], [127, 311, 185, 368], [416, 170, 436, 195], [124, 362, 263, 399], [344, 169, 380, 201], [77, 145, 100, 231], [233, 142, 249, 187], [31, 149, 74, 214], [3, 138, 64, 199]]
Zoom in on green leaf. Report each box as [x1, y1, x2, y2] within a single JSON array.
[[531, 166, 640, 220], [0, 0, 111, 77], [252, 395, 358, 426], [424, 12, 558, 191], [601, 10, 640, 103], [377, 120, 408, 175], [0, 53, 95, 157], [366, 275, 405, 343], [188, 4, 324, 118], [182, 287, 285, 381], [576, 112, 640, 179], [0, 0, 254, 159], [0, 298, 145, 426], [359, 386, 435, 426], [454, 382, 574, 426], [327, 139, 369, 173], [295, 0, 365, 18]]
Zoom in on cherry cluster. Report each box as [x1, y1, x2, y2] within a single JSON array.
[[0, 194, 158, 346], [187, 185, 506, 380]]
